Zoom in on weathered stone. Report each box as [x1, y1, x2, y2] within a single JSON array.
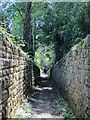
[[51, 35, 90, 118], [0, 34, 33, 118]]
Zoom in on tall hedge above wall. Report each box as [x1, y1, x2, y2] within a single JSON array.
[[51, 35, 90, 118], [0, 27, 33, 118]]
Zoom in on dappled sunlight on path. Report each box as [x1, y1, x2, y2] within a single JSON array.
[[14, 74, 75, 119], [29, 76, 62, 118]]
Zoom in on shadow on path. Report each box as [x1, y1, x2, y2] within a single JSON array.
[[28, 74, 63, 118], [14, 74, 75, 119]]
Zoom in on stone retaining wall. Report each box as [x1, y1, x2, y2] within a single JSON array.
[[0, 30, 33, 118], [51, 35, 90, 118]]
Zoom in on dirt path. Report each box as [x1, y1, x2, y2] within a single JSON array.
[[14, 74, 75, 119]]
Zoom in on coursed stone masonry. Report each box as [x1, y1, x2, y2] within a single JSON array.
[[0, 31, 33, 118], [51, 35, 90, 118]]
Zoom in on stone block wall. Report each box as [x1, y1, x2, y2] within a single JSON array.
[[0, 32, 33, 118], [51, 35, 90, 118]]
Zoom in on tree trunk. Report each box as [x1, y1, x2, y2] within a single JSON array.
[[32, 17, 36, 56], [23, 2, 32, 52]]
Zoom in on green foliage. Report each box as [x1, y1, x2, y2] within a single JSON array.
[[14, 100, 32, 118], [1, 2, 90, 66], [31, 2, 89, 63], [1, 2, 25, 40], [22, 102, 32, 113], [0, 26, 28, 57], [34, 43, 55, 70]]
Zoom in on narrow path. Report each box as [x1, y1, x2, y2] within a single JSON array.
[[29, 74, 61, 118], [14, 74, 75, 119]]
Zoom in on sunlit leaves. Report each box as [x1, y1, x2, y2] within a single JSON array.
[[1, 2, 89, 65]]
